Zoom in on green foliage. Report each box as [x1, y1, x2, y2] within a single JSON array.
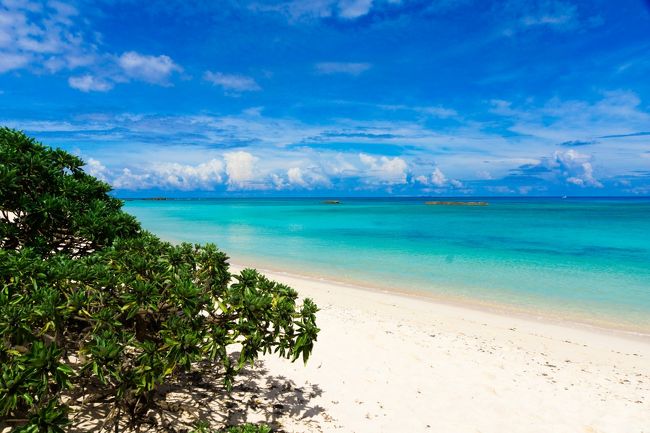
[[191, 420, 272, 433], [0, 127, 140, 257], [222, 424, 271, 433], [0, 128, 319, 432]]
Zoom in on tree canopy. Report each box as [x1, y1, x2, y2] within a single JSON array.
[[0, 128, 319, 432], [0, 127, 141, 257]]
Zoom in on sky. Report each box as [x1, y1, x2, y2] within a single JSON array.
[[1, 0, 650, 197]]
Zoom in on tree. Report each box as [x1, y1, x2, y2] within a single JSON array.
[[0, 127, 140, 257], [0, 128, 319, 432]]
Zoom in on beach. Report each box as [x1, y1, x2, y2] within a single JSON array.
[[227, 264, 650, 433], [124, 198, 650, 333], [6, 1, 650, 431]]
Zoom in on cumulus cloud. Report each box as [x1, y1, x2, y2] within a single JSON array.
[[117, 51, 181, 84], [449, 179, 464, 188], [105, 159, 225, 191], [84, 158, 109, 182], [415, 166, 463, 188], [10, 88, 647, 195], [68, 75, 113, 92], [112, 168, 151, 190], [430, 167, 447, 186], [554, 150, 602, 188], [511, 150, 603, 188], [285, 166, 331, 189], [224, 151, 259, 189], [203, 71, 261, 93], [487, 91, 650, 181], [150, 159, 224, 190], [359, 153, 408, 184], [287, 167, 308, 187], [315, 62, 372, 75]]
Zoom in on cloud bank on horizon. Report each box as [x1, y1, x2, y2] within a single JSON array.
[[1, 0, 649, 196]]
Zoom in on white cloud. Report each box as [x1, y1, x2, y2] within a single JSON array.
[[68, 75, 112, 92], [0, 52, 30, 72], [508, 149, 604, 189], [415, 166, 463, 189], [203, 71, 261, 93], [117, 51, 181, 84], [111, 159, 224, 191], [520, 0, 578, 29], [499, 0, 585, 36], [337, 0, 373, 18], [0, 3, 181, 91], [315, 62, 372, 76], [421, 106, 458, 118], [84, 158, 109, 181], [449, 179, 464, 188], [66, 51, 182, 92], [378, 103, 458, 119], [270, 173, 287, 189], [224, 151, 258, 189], [489, 91, 650, 178], [0, 0, 93, 73], [359, 153, 408, 184], [150, 159, 224, 190], [9, 88, 647, 194], [554, 149, 602, 188], [430, 167, 447, 186], [287, 167, 308, 187], [112, 168, 152, 190], [285, 166, 331, 189], [249, 0, 377, 22]]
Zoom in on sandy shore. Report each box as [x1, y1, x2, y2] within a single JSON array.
[[228, 263, 650, 433]]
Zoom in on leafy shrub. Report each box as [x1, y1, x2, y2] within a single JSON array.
[[0, 127, 141, 258], [191, 420, 271, 433], [0, 128, 319, 432]]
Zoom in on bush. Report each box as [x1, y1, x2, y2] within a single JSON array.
[[0, 127, 140, 257], [191, 420, 271, 433], [0, 128, 319, 432]]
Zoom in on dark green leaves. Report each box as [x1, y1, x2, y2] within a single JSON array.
[[0, 127, 140, 257], [0, 128, 319, 431]]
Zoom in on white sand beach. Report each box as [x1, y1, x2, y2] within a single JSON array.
[[227, 264, 650, 433]]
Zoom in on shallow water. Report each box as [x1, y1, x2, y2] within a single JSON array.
[[124, 197, 650, 333]]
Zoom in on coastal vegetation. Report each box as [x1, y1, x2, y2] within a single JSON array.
[[0, 128, 319, 432]]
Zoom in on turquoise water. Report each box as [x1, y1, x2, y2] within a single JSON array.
[[124, 198, 650, 333]]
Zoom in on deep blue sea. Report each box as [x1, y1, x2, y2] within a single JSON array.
[[124, 197, 650, 333]]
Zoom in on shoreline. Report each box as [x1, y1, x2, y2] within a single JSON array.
[[226, 261, 650, 432], [150, 229, 650, 338], [229, 258, 650, 343]]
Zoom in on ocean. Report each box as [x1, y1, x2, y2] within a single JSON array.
[[123, 197, 650, 334]]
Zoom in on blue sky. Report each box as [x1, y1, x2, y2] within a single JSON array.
[[1, 0, 650, 196]]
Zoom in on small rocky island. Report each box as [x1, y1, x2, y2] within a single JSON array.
[[322, 200, 341, 204]]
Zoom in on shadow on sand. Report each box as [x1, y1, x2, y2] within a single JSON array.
[[70, 358, 327, 433]]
